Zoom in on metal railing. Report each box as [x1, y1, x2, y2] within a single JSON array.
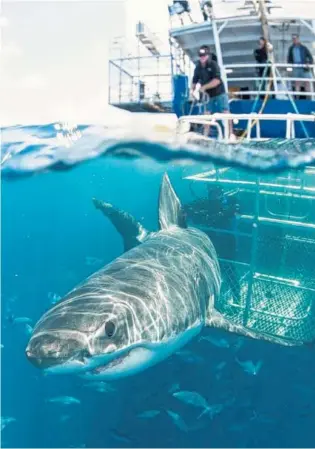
[[168, 0, 259, 28], [108, 55, 173, 106], [225, 62, 315, 100], [177, 112, 315, 141]]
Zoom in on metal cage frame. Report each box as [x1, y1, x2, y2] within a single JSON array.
[[184, 166, 315, 344]]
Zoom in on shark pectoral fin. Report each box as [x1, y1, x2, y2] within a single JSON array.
[[206, 308, 302, 347], [92, 198, 148, 252], [159, 173, 187, 230]]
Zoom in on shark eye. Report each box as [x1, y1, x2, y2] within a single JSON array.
[[105, 321, 116, 338]]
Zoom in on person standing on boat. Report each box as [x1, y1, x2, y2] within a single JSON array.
[[254, 37, 272, 99], [190, 45, 234, 138], [200, 0, 213, 21], [287, 34, 313, 97]]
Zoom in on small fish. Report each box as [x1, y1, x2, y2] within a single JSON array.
[[137, 410, 160, 419], [83, 381, 116, 393], [110, 429, 132, 444], [216, 361, 227, 371], [13, 317, 32, 325], [166, 410, 188, 432], [48, 292, 61, 305], [234, 337, 245, 352], [7, 295, 17, 304], [5, 312, 15, 325], [47, 396, 80, 405], [1, 417, 16, 431], [59, 414, 71, 423], [250, 410, 274, 424], [215, 361, 227, 380], [175, 350, 204, 364], [173, 391, 223, 420], [199, 335, 230, 348], [25, 324, 33, 335], [229, 423, 247, 432], [0, 344, 4, 349], [85, 256, 103, 267], [168, 383, 180, 394], [236, 358, 263, 376], [173, 390, 208, 409]]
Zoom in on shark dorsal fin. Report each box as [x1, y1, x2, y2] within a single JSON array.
[[158, 173, 187, 230]]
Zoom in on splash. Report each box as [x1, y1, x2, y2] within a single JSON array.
[[1, 122, 315, 179]]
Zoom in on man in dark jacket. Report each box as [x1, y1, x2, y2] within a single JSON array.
[[287, 34, 314, 97], [190, 45, 234, 138]]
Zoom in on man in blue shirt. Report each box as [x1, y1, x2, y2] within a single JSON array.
[[287, 34, 313, 97]]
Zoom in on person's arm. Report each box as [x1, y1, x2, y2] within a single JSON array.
[[200, 61, 221, 91], [304, 45, 314, 64], [190, 66, 200, 94], [200, 79, 221, 91], [287, 46, 292, 64]]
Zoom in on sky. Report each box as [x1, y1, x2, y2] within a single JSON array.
[[0, 0, 173, 126], [0, 0, 131, 125], [1, 0, 315, 126]]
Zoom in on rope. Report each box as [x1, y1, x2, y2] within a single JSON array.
[[239, 70, 273, 141], [274, 66, 310, 139]]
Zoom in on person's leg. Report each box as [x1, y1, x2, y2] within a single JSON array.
[[203, 97, 213, 137], [301, 70, 313, 94], [293, 68, 302, 98], [217, 93, 233, 138]]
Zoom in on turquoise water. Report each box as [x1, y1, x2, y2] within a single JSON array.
[[2, 123, 315, 448]]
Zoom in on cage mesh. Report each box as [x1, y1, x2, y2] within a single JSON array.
[[185, 168, 315, 345], [217, 235, 315, 344]]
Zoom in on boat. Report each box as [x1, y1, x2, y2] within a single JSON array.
[[108, 0, 315, 140]]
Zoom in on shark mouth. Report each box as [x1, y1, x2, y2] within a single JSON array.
[[42, 344, 158, 379], [89, 353, 129, 374], [82, 347, 155, 380]]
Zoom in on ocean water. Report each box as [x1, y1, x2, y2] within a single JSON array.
[[2, 123, 315, 448]]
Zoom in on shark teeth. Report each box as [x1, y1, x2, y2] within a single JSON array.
[[90, 352, 130, 374]]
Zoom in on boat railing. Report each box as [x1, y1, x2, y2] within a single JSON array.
[[108, 55, 173, 106], [224, 62, 315, 100], [168, 0, 259, 28], [177, 112, 315, 142]]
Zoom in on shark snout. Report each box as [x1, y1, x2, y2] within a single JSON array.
[[25, 347, 55, 369], [26, 331, 91, 370]]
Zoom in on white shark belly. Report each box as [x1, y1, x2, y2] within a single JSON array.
[[82, 321, 204, 381]]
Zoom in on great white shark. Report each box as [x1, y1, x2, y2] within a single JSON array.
[[26, 174, 296, 380]]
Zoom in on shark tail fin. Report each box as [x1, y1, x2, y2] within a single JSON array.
[[159, 173, 187, 230], [92, 198, 148, 252]]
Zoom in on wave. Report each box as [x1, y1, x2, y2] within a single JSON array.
[[1, 122, 315, 179]]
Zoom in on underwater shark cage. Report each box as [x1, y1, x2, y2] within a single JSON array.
[[184, 166, 315, 345]]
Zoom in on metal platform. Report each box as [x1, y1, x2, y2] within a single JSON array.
[[169, 1, 315, 70], [112, 101, 173, 113]]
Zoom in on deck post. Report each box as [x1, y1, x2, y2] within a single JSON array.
[[212, 17, 228, 92]]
